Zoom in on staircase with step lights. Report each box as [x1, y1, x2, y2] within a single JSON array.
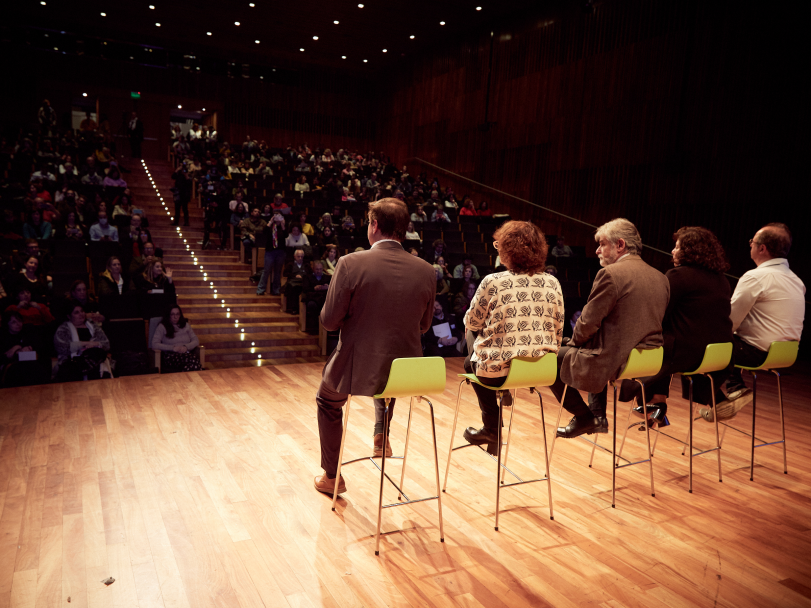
[[131, 159, 324, 369]]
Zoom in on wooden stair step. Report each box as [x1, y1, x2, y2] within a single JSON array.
[[195, 322, 299, 335], [205, 355, 326, 369], [177, 294, 279, 304], [204, 344, 321, 361], [180, 302, 282, 313], [185, 311, 289, 323], [175, 285, 256, 295]]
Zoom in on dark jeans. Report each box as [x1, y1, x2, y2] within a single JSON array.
[[548, 345, 609, 418], [621, 360, 731, 407], [284, 282, 304, 313], [257, 249, 285, 295], [316, 380, 396, 476], [726, 334, 769, 392], [463, 357, 509, 430], [174, 197, 189, 224]]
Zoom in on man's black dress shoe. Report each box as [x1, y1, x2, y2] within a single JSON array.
[[556, 415, 608, 439], [463, 426, 500, 454], [632, 402, 666, 417]]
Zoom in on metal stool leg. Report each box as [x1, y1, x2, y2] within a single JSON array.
[[589, 430, 599, 467], [535, 388, 554, 520], [750, 372, 757, 481], [547, 386, 567, 462], [709, 375, 723, 483], [615, 400, 637, 464], [774, 370, 788, 474], [495, 392, 504, 531], [612, 384, 617, 507], [443, 380, 466, 492], [688, 377, 694, 493], [638, 380, 655, 497], [500, 390, 517, 485], [332, 395, 353, 511], [427, 399, 445, 543], [375, 398, 391, 555], [398, 398, 414, 500]]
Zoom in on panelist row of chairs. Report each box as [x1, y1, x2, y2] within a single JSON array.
[[330, 340, 799, 555]]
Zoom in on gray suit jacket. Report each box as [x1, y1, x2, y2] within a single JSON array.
[[320, 241, 437, 396], [561, 255, 670, 393]]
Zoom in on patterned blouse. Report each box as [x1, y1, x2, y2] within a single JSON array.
[[463, 270, 564, 377]]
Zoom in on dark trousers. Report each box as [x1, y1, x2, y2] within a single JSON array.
[[549, 345, 609, 418], [316, 381, 396, 476], [130, 137, 142, 158], [257, 249, 285, 295], [174, 197, 189, 224], [463, 358, 509, 430], [621, 359, 731, 408], [726, 334, 769, 392], [284, 282, 304, 313]]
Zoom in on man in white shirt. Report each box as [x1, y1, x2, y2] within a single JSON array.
[[725, 223, 805, 402]]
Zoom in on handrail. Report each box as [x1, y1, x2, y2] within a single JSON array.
[[410, 157, 741, 281]]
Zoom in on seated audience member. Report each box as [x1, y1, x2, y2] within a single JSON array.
[[717, 223, 805, 421], [436, 256, 453, 280], [461, 221, 565, 451], [68, 280, 105, 325], [96, 256, 131, 316], [23, 210, 52, 240], [256, 212, 288, 296], [423, 239, 447, 264], [60, 211, 85, 241], [152, 305, 202, 373], [283, 249, 310, 314], [89, 211, 119, 241], [411, 204, 428, 225], [339, 212, 356, 236], [258, 204, 273, 224], [81, 166, 104, 186], [0, 311, 50, 386], [551, 236, 573, 257], [404, 221, 422, 245], [545, 264, 558, 277], [122, 210, 142, 240], [239, 207, 267, 261], [230, 202, 248, 228], [459, 199, 478, 216], [453, 255, 480, 279], [302, 260, 331, 334], [5, 287, 54, 329], [621, 227, 736, 427], [431, 207, 451, 224], [321, 246, 340, 276], [228, 191, 246, 212], [103, 167, 127, 188], [562, 307, 582, 339], [270, 194, 290, 215], [422, 300, 462, 358], [453, 280, 478, 316], [285, 225, 310, 249], [299, 213, 315, 237], [54, 300, 112, 382], [316, 212, 333, 233], [318, 226, 338, 252], [550, 219, 669, 439], [129, 241, 162, 276], [408, 247, 420, 257], [15, 256, 51, 304], [433, 264, 450, 308], [330, 205, 344, 226], [478, 201, 493, 216], [133, 260, 177, 348], [295, 175, 310, 196]]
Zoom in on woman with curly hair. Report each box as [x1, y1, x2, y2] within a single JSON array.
[[627, 226, 734, 427], [460, 220, 564, 453]]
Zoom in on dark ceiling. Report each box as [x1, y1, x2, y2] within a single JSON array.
[[10, 0, 546, 73]]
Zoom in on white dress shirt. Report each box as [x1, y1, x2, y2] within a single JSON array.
[[730, 258, 806, 352]]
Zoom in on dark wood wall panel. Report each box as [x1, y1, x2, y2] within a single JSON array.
[[379, 0, 808, 283]]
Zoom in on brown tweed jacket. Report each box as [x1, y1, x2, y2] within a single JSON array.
[[320, 240, 436, 396], [560, 255, 670, 393]]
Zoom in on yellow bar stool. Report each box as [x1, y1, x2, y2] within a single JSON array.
[[331, 357, 446, 555], [550, 347, 663, 508], [443, 355, 557, 531], [721, 340, 798, 481]]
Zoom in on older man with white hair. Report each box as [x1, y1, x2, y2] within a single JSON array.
[[550, 218, 670, 438]]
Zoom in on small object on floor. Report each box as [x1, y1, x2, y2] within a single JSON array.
[[556, 415, 608, 438], [700, 388, 753, 422], [373, 433, 393, 457], [314, 474, 346, 495], [101, 577, 115, 586]]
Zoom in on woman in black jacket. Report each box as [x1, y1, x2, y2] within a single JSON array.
[[627, 226, 733, 427], [133, 259, 176, 347]]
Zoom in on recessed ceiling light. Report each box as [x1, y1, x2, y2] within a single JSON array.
[[177, 104, 182, 108], [234, 21, 240, 25], [207, 31, 212, 35], [410, 35, 415, 39], [149, 4, 155, 8], [255, 39, 260, 43], [363, 59, 368, 63], [382, 49, 387, 52], [341, 55, 346, 59], [358, 3, 364, 7], [40, 1, 46, 4], [82, 92, 87, 97], [202, 108, 206, 111], [100, 12, 107, 16], [155, 22, 161, 26], [476, 6, 482, 10], [440, 21, 445, 25], [333, 20, 339, 24], [249, 2, 255, 5], [300, 48, 305, 51], [313, 36, 318, 40]]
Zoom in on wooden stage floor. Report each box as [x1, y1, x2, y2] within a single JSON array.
[[1, 358, 810, 608]]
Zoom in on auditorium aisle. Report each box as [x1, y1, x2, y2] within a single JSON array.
[[130, 159, 324, 369]]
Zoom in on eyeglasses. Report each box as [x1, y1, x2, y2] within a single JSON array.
[[749, 239, 761, 246]]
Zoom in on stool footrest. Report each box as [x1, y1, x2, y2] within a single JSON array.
[[382, 495, 441, 510], [501, 477, 550, 489], [720, 422, 778, 447], [342, 455, 404, 467], [615, 458, 651, 470]]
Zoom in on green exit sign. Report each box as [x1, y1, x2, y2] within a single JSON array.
[[131, 91, 141, 99]]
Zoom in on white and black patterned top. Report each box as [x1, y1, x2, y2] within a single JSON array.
[[463, 270, 564, 378]]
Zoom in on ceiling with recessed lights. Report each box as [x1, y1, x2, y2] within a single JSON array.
[[11, 0, 543, 72]]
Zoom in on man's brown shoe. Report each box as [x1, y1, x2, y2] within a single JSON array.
[[314, 474, 347, 495], [373, 433, 393, 457]]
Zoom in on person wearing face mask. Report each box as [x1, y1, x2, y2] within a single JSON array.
[[89, 211, 119, 241], [548, 218, 670, 439]]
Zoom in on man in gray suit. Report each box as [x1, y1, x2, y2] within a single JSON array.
[[550, 218, 670, 438], [314, 198, 437, 495]]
